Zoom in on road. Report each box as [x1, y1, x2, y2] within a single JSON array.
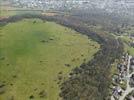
[[119, 56, 133, 100]]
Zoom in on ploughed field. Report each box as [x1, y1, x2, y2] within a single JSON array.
[[0, 19, 99, 100]]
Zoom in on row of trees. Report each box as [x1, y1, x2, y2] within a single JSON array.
[[48, 15, 124, 100]]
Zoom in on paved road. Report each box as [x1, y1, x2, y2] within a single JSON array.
[[119, 56, 133, 100], [111, 96, 115, 100]]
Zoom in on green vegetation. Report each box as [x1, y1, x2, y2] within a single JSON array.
[[0, 10, 16, 17], [0, 4, 41, 17], [0, 3, 16, 17], [0, 18, 99, 100], [110, 24, 134, 56], [124, 43, 134, 56], [48, 14, 124, 100], [118, 35, 134, 56], [0, 9, 41, 17]]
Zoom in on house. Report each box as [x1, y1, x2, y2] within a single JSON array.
[[129, 74, 134, 87], [112, 86, 122, 99], [131, 58, 134, 66]]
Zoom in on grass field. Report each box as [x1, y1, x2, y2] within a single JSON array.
[[0, 10, 16, 17], [118, 35, 134, 56], [124, 43, 134, 56], [0, 8, 41, 18], [0, 4, 41, 18], [0, 19, 99, 100]]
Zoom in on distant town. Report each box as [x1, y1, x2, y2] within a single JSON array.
[[1, 0, 134, 12], [2, 0, 93, 11]]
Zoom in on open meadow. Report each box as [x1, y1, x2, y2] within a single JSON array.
[[0, 18, 99, 100]]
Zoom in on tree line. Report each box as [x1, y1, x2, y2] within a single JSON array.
[[0, 14, 124, 100]]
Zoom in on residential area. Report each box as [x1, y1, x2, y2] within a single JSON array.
[[1, 0, 134, 11], [2, 0, 92, 11], [111, 53, 134, 100]]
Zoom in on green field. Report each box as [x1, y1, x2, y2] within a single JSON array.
[[124, 43, 134, 56], [118, 35, 134, 56], [0, 9, 41, 17], [0, 5, 41, 17], [0, 10, 15, 17], [0, 19, 99, 100]]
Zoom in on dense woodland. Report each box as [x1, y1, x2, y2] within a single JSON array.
[[49, 15, 124, 100], [69, 9, 133, 34], [0, 14, 124, 100]]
